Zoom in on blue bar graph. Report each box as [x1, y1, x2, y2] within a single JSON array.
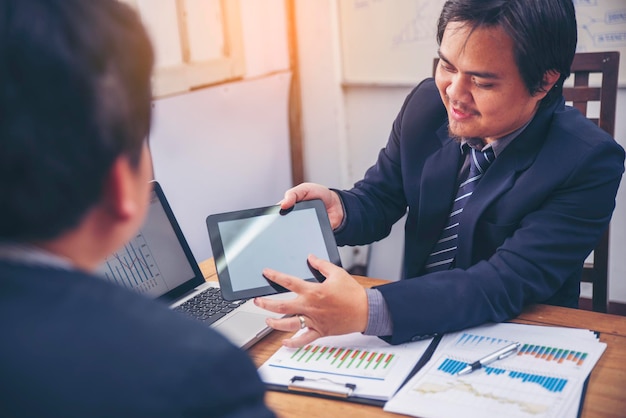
[[438, 358, 568, 393], [439, 358, 468, 375]]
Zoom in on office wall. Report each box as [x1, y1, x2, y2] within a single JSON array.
[[148, 0, 292, 263], [295, 0, 626, 302]]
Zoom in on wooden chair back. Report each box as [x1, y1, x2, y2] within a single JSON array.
[[563, 51, 619, 313]]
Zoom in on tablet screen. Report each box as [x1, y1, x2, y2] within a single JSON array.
[[206, 199, 342, 300]]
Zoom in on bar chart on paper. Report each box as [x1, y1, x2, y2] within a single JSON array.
[[384, 324, 606, 418], [399, 332, 586, 416], [101, 232, 167, 295], [455, 332, 591, 369], [439, 358, 569, 392], [268, 341, 398, 380], [258, 331, 434, 402]]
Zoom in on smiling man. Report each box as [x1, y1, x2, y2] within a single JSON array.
[[255, 0, 625, 347], [436, 21, 559, 144]]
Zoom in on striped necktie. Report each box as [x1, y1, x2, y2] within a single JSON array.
[[424, 146, 496, 272]]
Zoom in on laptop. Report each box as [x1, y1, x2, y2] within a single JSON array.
[[99, 180, 286, 349]]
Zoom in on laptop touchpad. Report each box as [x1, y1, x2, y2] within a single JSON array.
[[214, 311, 269, 347]]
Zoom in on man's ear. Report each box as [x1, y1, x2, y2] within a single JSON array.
[[542, 70, 561, 92], [102, 156, 138, 221]]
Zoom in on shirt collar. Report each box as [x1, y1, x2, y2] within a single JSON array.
[[459, 117, 533, 157], [0, 242, 75, 270]]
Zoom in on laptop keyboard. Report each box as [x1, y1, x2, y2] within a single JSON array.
[[174, 287, 248, 325]]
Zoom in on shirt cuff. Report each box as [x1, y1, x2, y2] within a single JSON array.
[[364, 288, 393, 336]]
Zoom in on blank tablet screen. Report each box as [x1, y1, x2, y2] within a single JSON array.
[[206, 199, 342, 300]]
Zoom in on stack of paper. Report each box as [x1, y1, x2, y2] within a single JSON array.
[[384, 322, 606, 418], [258, 331, 433, 403]]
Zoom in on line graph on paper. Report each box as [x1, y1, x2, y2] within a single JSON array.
[[405, 354, 578, 417], [101, 232, 168, 296], [384, 324, 605, 418], [387, 331, 589, 417]]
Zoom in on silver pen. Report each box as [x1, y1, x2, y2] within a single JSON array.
[[457, 342, 521, 376]]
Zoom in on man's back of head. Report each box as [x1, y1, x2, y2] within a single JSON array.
[[0, 2, 276, 416], [0, 0, 153, 242]]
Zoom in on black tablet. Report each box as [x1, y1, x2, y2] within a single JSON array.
[[206, 199, 342, 301]]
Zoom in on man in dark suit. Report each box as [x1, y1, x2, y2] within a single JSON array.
[[0, 1, 274, 416], [255, 0, 625, 346]]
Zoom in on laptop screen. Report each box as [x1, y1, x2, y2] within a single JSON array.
[[98, 181, 206, 302]]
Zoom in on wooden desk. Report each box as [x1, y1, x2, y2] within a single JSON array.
[[199, 259, 626, 418]]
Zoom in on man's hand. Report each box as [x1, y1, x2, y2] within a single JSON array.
[[254, 254, 368, 347], [280, 183, 345, 230]]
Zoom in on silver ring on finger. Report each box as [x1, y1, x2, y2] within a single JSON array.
[[297, 314, 306, 329]]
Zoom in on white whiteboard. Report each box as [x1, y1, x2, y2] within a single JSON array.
[[339, 0, 626, 85], [339, 0, 444, 85], [575, 0, 626, 85]]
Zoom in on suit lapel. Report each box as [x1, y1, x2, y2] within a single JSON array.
[[415, 125, 462, 255]]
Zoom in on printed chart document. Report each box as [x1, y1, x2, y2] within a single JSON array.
[[384, 323, 606, 418], [258, 330, 434, 404]]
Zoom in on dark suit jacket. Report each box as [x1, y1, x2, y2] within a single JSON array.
[[335, 78, 625, 344], [0, 261, 275, 418]]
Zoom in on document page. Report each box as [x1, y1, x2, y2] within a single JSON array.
[[384, 323, 606, 418], [258, 330, 433, 401]]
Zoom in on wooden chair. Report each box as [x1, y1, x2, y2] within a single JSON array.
[[563, 51, 620, 313]]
